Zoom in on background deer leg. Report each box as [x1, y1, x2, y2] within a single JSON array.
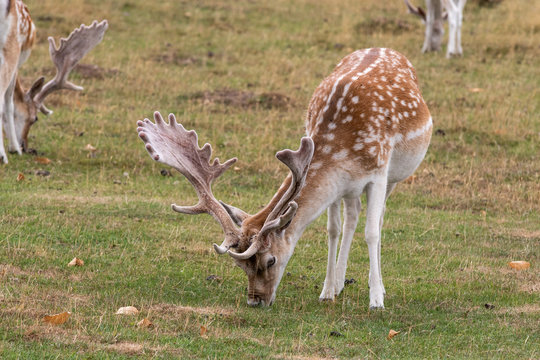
[[334, 196, 361, 297], [319, 199, 341, 301], [365, 179, 387, 309]]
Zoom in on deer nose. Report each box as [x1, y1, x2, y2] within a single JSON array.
[[247, 296, 261, 307]]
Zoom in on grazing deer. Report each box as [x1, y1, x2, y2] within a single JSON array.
[[12, 19, 108, 154], [138, 48, 432, 308], [0, 6, 108, 163], [405, 0, 467, 58], [0, 0, 35, 163]]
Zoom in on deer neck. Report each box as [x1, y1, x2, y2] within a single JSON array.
[[245, 163, 342, 254]]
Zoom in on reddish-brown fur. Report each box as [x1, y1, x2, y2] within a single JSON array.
[[306, 48, 430, 174]]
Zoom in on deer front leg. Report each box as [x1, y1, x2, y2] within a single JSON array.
[[4, 77, 22, 155], [0, 103, 6, 164], [334, 197, 361, 297], [319, 200, 341, 301], [365, 180, 387, 309]]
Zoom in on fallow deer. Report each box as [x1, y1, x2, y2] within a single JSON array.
[[12, 19, 108, 154], [0, 0, 35, 163], [137, 48, 432, 308], [0, 4, 108, 164]]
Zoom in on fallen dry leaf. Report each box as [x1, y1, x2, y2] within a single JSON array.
[[43, 311, 71, 325], [387, 329, 400, 340], [468, 87, 484, 93], [200, 325, 208, 337], [68, 257, 84, 267], [116, 306, 139, 315], [84, 144, 97, 152], [404, 175, 416, 184], [508, 261, 530, 270], [35, 157, 51, 165], [17, 173, 25, 181], [137, 318, 154, 328]]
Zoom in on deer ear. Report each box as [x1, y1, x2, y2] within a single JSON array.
[[27, 77, 45, 98], [220, 201, 250, 226]]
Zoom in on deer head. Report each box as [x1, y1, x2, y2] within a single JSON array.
[[13, 20, 108, 151], [137, 112, 314, 306]]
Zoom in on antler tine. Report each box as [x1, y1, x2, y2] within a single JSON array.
[[404, 0, 427, 21], [228, 138, 313, 259], [266, 137, 314, 222], [137, 111, 241, 249], [33, 20, 109, 111]]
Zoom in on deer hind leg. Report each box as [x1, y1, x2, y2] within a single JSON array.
[[319, 199, 341, 301], [365, 179, 388, 309], [334, 196, 362, 297], [377, 182, 397, 295], [3, 76, 21, 155]]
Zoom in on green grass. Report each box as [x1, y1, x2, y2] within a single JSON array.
[[1, 0, 539, 358]]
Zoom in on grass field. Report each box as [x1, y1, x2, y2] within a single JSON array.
[[1, 0, 539, 358]]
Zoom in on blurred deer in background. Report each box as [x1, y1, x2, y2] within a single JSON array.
[[12, 19, 108, 154], [405, 0, 467, 58], [0, 0, 35, 163], [0, 0, 108, 163], [138, 48, 432, 308]]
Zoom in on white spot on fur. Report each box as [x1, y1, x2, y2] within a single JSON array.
[[322, 145, 332, 154], [352, 96, 359, 104], [343, 115, 353, 123], [324, 133, 335, 141], [332, 149, 348, 160]]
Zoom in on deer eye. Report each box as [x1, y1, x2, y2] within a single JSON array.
[[267, 256, 276, 268]]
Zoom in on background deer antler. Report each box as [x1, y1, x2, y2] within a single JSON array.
[[32, 20, 108, 114], [137, 112, 242, 252]]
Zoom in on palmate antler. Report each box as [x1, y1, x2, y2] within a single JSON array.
[[31, 20, 109, 114], [137, 112, 242, 251], [228, 137, 314, 260]]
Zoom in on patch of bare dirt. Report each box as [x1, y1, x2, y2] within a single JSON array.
[[274, 355, 337, 360], [506, 229, 540, 240], [0, 264, 28, 277], [483, 43, 536, 58], [495, 304, 540, 314], [0, 264, 59, 279], [108, 342, 144, 355], [469, 0, 504, 7], [149, 303, 234, 317], [189, 88, 293, 110], [73, 64, 120, 79], [519, 281, 540, 294], [355, 17, 414, 35], [152, 52, 201, 66], [35, 15, 65, 22], [31, 193, 163, 206]]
